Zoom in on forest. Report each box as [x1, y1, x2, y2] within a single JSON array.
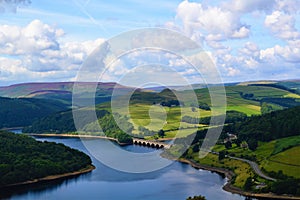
[[182, 106, 300, 151], [23, 110, 133, 144], [0, 131, 92, 187], [0, 97, 68, 128], [229, 106, 300, 144]]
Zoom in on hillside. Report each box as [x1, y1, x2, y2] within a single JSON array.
[[0, 131, 92, 187], [0, 82, 133, 98], [230, 105, 300, 143], [0, 97, 69, 129], [170, 106, 300, 196], [22, 83, 300, 140]]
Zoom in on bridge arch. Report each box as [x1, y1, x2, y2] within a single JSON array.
[[132, 138, 170, 149]]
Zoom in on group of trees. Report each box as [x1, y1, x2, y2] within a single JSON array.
[[23, 109, 134, 144], [240, 92, 254, 100], [181, 106, 300, 152], [190, 102, 211, 111], [0, 131, 92, 187], [260, 102, 283, 114], [97, 113, 133, 144], [232, 106, 300, 147], [160, 100, 181, 107], [182, 111, 247, 125], [261, 97, 300, 108], [0, 97, 68, 129], [23, 109, 109, 133], [138, 126, 156, 137], [186, 195, 206, 200], [257, 171, 300, 195]]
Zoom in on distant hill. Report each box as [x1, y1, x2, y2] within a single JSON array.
[[0, 97, 69, 129], [0, 82, 137, 107], [0, 82, 134, 98], [2, 80, 300, 130], [237, 79, 300, 95], [144, 82, 238, 92]]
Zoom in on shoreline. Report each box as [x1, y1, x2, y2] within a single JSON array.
[[0, 165, 95, 190], [177, 158, 300, 200], [21, 133, 300, 199], [26, 133, 130, 146], [1, 127, 24, 131]]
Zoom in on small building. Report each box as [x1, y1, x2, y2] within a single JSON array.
[[240, 141, 248, 149], [223, 133, 238, 143]]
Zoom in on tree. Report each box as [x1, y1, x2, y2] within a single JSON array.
[[186, 195, 206, 200], [158, 129, 165, 137], [248, 138, 258, 151], [192, 144, 200, 152], [218, 151, 226, 160], [243, 177, 253, 191], [225, 141, 232, 149]]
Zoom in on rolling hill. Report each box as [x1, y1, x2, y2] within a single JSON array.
[[0, 97, 69, 129]]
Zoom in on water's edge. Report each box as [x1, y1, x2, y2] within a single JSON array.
[[0, 165, 95, 190]]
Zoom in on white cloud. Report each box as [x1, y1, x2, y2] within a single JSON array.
[[171, 0, 300, 82], [224, 0, 276, 13], [275, 0, 300, 14], [274, 45, 300, 63], [231, 26, 250, 39], [265, 11, 300, 40], [176, 1, 250, 41], [227, 67, 240, 76], [0, 20, 106, 84], [0, 20, 64, 56]]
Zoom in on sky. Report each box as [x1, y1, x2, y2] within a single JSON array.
[[0, 0, 300, 86]]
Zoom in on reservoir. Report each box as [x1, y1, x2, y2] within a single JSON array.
[[2, 136, 246, 200]]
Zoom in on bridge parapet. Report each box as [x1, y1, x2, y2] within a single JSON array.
[[133, 138, 171, 149]]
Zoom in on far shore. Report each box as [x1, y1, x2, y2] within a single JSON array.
[[27, 133, 118, 141], [1, 127, 24, 131], [0, 165, 95, 190], [26, 133, 130, 146]]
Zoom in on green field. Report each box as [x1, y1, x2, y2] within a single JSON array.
[[270, 146, 300, 166], [108, 84, 300, 138], [212, 135, 300, 178], [272, 135, 300, 155], [191, 153, 256, 188]]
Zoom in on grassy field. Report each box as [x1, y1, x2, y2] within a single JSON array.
[[272, 135, 300, 155], [269, 146, 300, 166], [284, 93, 300, 98], [95, 84, 300, 141], [226, 85, 290, 99], [191, 153, 256, 188], [212, 135, 300, 178], [118, 104, 210, 136]]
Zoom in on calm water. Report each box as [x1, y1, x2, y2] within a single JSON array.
[[1, 135, 247, 200]]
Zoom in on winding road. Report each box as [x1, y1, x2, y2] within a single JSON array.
[[210, 151, 277, 182], [227, 155, 277, 181]]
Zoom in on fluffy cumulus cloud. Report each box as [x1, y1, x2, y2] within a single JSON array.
[[0, 20, 104, 84], [172, 0, 300, 81], [265, 11, 300, 40], [176, 0, 250, 41]]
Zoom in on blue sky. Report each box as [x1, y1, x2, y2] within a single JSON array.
[[0, 0, 300, 86]]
